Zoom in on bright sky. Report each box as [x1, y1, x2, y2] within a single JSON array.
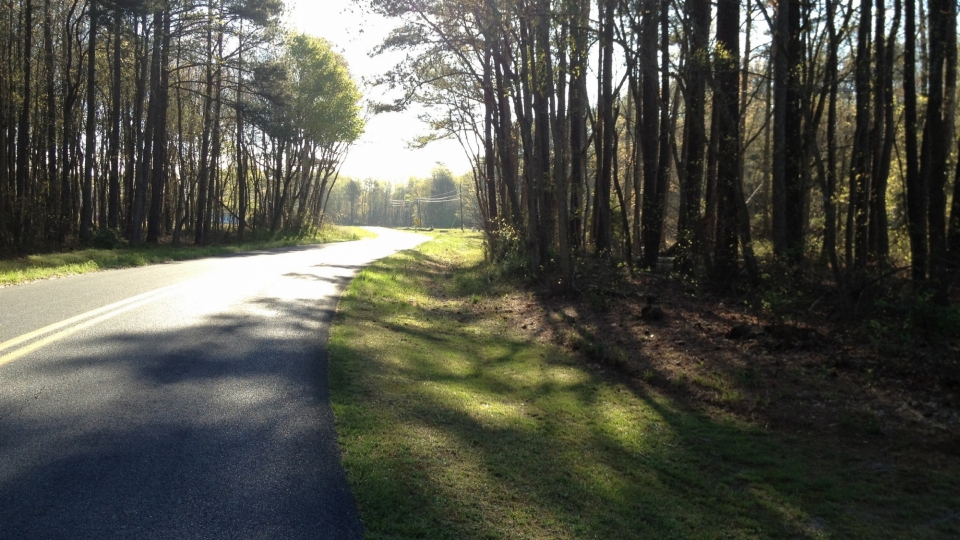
[[286, 0, 472, 183]]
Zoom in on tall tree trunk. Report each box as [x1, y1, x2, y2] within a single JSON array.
[[713, 0, 740, 282], [593, 0, 614, 256], [568, 0, 589, 253], [653, 0, 671, 263], [677, 0, 709, 272], [131, 11, 161, 244], [904, 0, 925, 280], [205, 43, 223, 241], [819, 0, 844, 285], [43, 0, 57, 241], [80, 0, 97, 241], [871, 0, 900, 263], [784, 0, 805, 263], [0, 10, 8, 250], [236, 25, 248, 240], [930, 0, 955, 299], [107, 8, 122, 229], [147, 8, 170, 243], [515, 14, 541, 270], [15, 0, 34, 247], [59, 0, 83, 243], [704, 105, 720, 259], [533, 0, 553, 268], [553, 17, 572, 287], [493, 44, 520, 227], [194, 1, 215, 245], [867, 0, 894, 263], [126, 15, 147, 235], [481, 46, 497, 239], [613, 119, 632, 263], [849, 0, 873, 270], [773, 0, 805, 263], [921, 0, 950, 298], [639, 0, 660, 268]]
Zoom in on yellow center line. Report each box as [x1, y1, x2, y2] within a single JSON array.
[[0, 283, 184, 367]]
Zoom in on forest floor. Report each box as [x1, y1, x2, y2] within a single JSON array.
[[329, 230, 960, 539], [510, 260, 960, 465], [0, 225, 374, 287]]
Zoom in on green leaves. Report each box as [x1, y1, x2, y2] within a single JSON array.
[[286, 33, 364, 145]]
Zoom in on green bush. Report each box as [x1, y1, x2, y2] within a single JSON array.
[[88, 228, 127, 250]]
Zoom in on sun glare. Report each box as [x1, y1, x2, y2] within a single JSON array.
[[287, 0, 472, 184]]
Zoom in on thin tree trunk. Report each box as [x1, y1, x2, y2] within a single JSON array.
[[568, 0, 589, 253], [819, 0, 844, 285], [553, 16, 572, 287], [613, 120, 632, 263], [43, 0, 58, 241], [107, 8, 122, 229], [849, 0, 872, 269], [593, 0, 614, 256], [126, 15, 147, 235], [16, 0, 34, 247], [904, 0, 925, 280], [80, 0, 96, 241], [194, 1, 215, 245]]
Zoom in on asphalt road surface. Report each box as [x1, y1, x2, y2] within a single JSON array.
[[0, 228, 427, 539]]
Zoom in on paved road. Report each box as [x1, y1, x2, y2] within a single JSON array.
[[0, 228, 427, 539]]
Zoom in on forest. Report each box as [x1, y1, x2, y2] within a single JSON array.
[[0, 0, 363, 252], [2, 0, 959, 302], [361, 0, 960, 307]]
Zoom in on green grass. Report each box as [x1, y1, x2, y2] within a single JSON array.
[[0, 225, 374, 287], [329, 230, 960, 539]]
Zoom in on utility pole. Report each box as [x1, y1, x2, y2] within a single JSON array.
[[459, 179, 464, 231]]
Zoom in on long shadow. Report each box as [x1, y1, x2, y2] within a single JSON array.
[[0, 294, 363, 539], [329, 250, 960, 539]]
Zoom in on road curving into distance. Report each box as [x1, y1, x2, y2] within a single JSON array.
[[0, 227, 427, 539]]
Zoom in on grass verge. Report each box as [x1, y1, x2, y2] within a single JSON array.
[[0, 225, 374, 287], [329, 230, 960, 539]]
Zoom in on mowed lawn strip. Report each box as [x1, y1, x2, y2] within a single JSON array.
[[0, 225, 374, 286], [328, 230, 960, 540]]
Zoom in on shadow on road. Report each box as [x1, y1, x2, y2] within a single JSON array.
[[0, 274, 363, 539]]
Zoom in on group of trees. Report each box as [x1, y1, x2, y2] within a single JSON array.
[[367, 0, 960, 299], [326, 166, 480, 228], [0, 0, 363, 253]]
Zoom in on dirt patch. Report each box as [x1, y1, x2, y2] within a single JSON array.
[[465, 266, 960, 462]]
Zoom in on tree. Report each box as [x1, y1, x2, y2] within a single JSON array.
[[713, 0, 740, 281]]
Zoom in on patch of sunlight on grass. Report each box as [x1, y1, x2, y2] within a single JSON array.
[[329, 231, 960, 540], [596, 397, 661, 451], [545, 364, 592, 386], [423, 383, 535, 430], [575, 459, 631, 499]]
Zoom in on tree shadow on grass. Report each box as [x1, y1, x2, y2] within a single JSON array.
[[329, 247, 960, 540]]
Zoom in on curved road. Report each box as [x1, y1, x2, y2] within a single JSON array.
[[0, 228, 426, 539]]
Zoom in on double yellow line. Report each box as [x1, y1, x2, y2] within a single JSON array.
[[0, 283, 183, 367]]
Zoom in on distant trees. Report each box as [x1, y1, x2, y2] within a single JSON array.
[[363, 0, 960, 298], [326, 167, 478, 230], [0, 0, 363, 253]]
